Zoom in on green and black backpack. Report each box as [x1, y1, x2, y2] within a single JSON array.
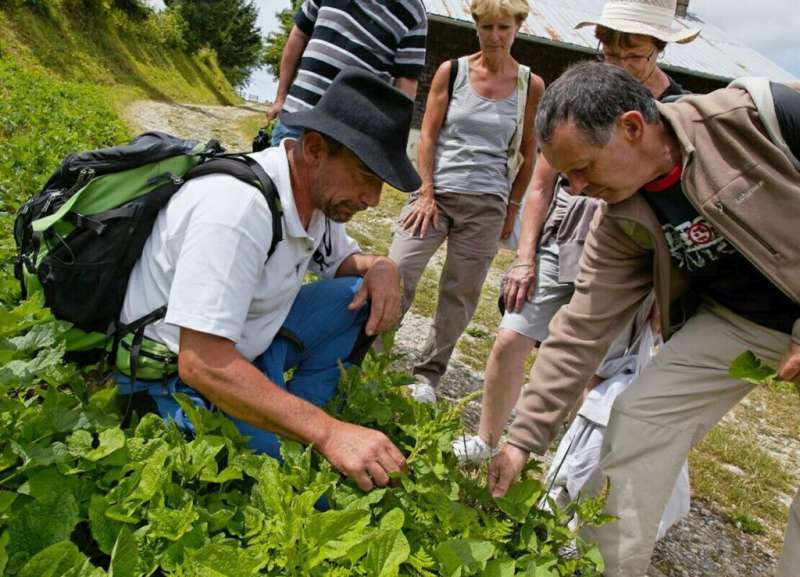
[[13, 131, 283, 379]]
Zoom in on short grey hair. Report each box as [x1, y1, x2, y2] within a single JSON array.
[[535, 62, 661, 147]]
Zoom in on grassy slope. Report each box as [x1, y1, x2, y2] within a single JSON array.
[[0, 4, 238, 109]]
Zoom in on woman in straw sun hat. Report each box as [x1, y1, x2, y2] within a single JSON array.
[[577, 0, 700, 98]]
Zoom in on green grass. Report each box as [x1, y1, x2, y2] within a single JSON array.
[[0, 3, 238, 108], [689, 414, 797, 547], [0, 59, 132, 211], [236, 112, 270, 146]]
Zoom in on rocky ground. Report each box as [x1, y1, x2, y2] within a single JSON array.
[[122, 99, 788, 577]]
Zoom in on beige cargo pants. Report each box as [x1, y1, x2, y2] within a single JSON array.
[[388, 191, 506, 387], [579, 301, 798, 576]]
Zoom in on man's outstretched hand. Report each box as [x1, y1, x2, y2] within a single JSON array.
[[317, 420, 407, 491], [488, 443, 530, 498]]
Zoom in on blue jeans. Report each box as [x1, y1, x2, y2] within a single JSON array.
[[270, 119, 303, 147], [117, 277, 368, 460]]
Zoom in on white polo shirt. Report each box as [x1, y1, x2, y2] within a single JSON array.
[[120, 142, 360, 360]]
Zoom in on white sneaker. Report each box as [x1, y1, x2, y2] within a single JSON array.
[[406, 382, 437, 404], [452, 435, 498, 464]]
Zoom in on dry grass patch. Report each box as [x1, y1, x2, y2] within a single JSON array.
[[689, 383, 800, 547]]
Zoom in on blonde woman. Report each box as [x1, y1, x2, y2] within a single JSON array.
[[389, 0, 544, 403]]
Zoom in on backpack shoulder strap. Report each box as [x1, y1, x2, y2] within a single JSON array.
[[447, 58, 459, 101], [184, 155, 284, 258], [729, 77, 800, 171]]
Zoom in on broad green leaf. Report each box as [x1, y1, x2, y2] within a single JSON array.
[[0, 444, 18, 472], [484, 559, 515, 577], [147, 503, 199, 541], [583, 544, 605, 572], [495, 478, 542, 522], [729, 351, 776, 384], [89, 494, 125, 554], [182, 542, 268, 576], [108, 526, 138, 577], [305, 509, 371, 568], [311, 508, 371, 546], [0, 491, 17, 514], [17, 540, 103, 577], [0, 342, 65, 388], [85, 427, 126, 461], [160, 523, 210, 571], [0, 531, 9, 575], [363, 528, 410, 577], [174, 394, 246, 443], [67, 430, 94, 457], [8, 321, 70, 353], [134, 413, 169, 440], [380, 507, 406, 531], [434, 539, 495, 577], [126, 446, 170, 503], [7, 490, 80, 561]]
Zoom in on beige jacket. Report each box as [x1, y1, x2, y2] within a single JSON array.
[[508, 83, 800, 454]]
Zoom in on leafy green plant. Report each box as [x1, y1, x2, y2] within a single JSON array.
[[0, 315, 612, 576]]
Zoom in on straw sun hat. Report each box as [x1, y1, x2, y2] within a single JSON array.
[[575, 0, 701, 44]]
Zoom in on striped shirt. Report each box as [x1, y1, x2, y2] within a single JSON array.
[[283, 0, 427, 113]]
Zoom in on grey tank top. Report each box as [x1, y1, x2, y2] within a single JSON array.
[[433, 57, 518, 199]]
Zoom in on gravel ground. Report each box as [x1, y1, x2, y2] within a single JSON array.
[[122, 99, 787, 577]]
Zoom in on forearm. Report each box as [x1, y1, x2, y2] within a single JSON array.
[[507, 151, 535, 206], [178, 341, 335, 448], [274, 27, 309, 102], [336, 253, 393, 277], [515, 156, 558, 263], [394, 77, 418, 100], [416, 134, 437, 193]]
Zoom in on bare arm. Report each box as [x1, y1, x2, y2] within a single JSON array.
[[402, 60, 452, 238], [394, 77, 418, 100], [501, 74, 545, 241], [267, 25, 310, 120], [516, 153, 558, 263], [178, 328, 406, 490], [502, 152, 559, 312]]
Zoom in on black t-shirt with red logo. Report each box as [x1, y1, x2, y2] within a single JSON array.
[[641, 165, 798, 334]]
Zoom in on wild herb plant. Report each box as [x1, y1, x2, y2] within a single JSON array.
[[0, 310, 612, 576]]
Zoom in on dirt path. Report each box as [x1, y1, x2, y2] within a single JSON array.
[[123, 100, 267, 151], [121, 98, 789, 577]]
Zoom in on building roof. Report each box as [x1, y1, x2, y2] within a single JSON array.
[[424, 0, 798, 83]]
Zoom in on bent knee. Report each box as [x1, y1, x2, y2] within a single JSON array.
[[493, 329, 536, 357]]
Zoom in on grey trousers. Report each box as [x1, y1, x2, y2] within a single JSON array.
[[579, 301, 798, 576], [388, 191, 506, 387]]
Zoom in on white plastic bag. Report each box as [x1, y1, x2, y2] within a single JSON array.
[[544, 298, 690, 539]]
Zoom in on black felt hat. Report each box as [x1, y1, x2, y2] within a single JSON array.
[[280, 67, 421, 192]]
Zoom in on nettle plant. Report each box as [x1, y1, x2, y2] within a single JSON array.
[[0, 302, 611, 576]]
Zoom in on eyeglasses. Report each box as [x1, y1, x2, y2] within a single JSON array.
[[595, 43, 657, 65]]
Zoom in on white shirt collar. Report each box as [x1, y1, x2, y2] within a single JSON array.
[[252, 141, 327, 242]]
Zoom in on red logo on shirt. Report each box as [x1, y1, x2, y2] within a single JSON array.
[[687, 221, 712, 245]]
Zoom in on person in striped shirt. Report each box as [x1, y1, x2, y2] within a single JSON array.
[[267, 0, 428, 147]]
